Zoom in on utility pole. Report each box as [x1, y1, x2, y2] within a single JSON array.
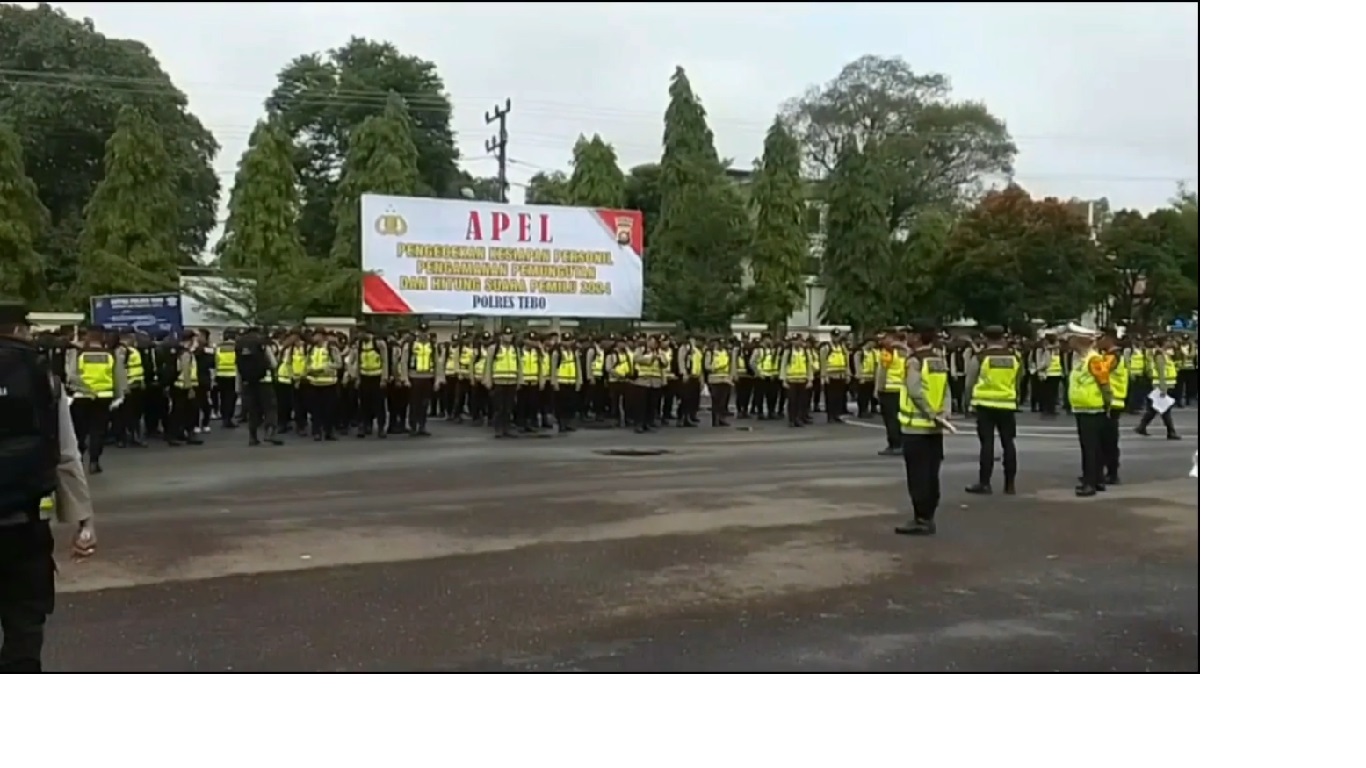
[[483, 99, 511, 203]]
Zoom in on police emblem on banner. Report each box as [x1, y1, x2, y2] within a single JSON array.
[[374, 210, 409, 237], [614, 216, 634, 247]]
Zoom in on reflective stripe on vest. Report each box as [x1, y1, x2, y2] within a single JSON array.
[[1068, 351, 1105, 411], [1109, 353, 1129, 405], [882, 352, 907, 391], [359, 343, 384, 376], [898, 357, 949, 430], [409, 342, 434, 373], [215, 347, 237, 376], [491, 347, 519, 381], [78, 351, 115, 398], [970, 352, 1019, 409], [308, 347, 337, 385], [556, 354, 578, 383]]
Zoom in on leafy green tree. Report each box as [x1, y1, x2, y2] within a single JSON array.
[[0, 3, 221, 299], [1101, 207, 1197, 330], [0, 122, 51, 305], [820, 141, 894, 331], [624, 163, 663, 241], [77, 106, 181, 298], [329, 93, 420, 314], [746, 117, 809, 329], [566, 135, 626, 208], [525, 171, 571, 205], [935, 185, 1103, 328], [890, 208, 958, 323], [215, 119, 342, 324], [267, 37, 460, 259], [649, 66, 746, 325], [782, 55, 1016, 232]]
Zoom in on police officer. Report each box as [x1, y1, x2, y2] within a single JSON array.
[[214, 329, 239, 428], [876, 332, 908, 456], [1068, 330, 1112, 497], [66, 326, 126, 474], [483, 327, 522, 438], [305, 329, 341, 441], [0, 301, 96, 672], [963, 326, 1020, 495], [351, 327, 389, 438], [895, 324, 952, 536], [399, 328, 440, 436], [235, 327, 282, 447]]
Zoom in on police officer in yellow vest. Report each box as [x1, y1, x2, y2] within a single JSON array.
[[115, 329, 147, 447], [750, 337, 781, 420], [963, 326, 1021, 496], [168, 330, 204, 446], [482, 327, 522, 438], [1098, 330, 1128, 485], [398, 330, 441, 437], [875, 332, 909, 456], [895, 325, 952, 536], [549, 333, 583, 433], [1068, 330, 1113, 497], [65, 326, 127, 474], [214, 330, 239, 429], [780, 336, 814, 427], [1035, 334, 1065, 417], [822, 332, 851, 423], [350, 328, 389, 438], [853, 337, 878, 418], [304, 329, 341, 441], [1135, 337, 1182, 440], [1125, 338, 1149, 414], [703, 337, 734, 427]]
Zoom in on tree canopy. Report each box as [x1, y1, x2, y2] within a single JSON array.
[[0, 13, 1196, 330]]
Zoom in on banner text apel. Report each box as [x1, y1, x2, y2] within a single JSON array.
[[360, 194, 645, 318]]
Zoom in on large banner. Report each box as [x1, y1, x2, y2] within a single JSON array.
[[89, 293, 183, 335], [360, 194, 644, 318]]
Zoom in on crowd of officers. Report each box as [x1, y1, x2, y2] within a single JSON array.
[[32, 323, 1197, 491]]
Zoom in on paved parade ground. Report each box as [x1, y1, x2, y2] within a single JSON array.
[[44, 411, 1199, 672]]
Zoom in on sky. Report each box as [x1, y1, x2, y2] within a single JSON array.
[[40, 1, 1198, 225]]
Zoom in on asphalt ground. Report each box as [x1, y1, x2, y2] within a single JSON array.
[[43, 408, 1199, 672]]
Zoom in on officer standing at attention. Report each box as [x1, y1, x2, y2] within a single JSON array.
[[1097, 330, 1127, 485], [351, 327, 389, 438], [703, 337, 734, 427], [114, 330, 147, 448], [549, 333, 582, 433], [214, 329, 239, 429], [780, 335, 814, 427], [66, 326, 127, 474], [399, 329, 440, 437], [875, 332, 908, 457], [234, 327, 282, 447], [1, 301, 96, 672], [822, 332, 850, 424], [304, 329, 341, 441], [895, 325, 952, 536], [963, 325, 1021, 496], [1035, 333, 1065, 417], [1068, 330, 1112, 497], [483, 327, 522, 438]]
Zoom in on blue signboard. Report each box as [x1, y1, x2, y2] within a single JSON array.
[[90, 293, 184, 336]]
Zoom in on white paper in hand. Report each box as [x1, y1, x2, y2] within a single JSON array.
[[1149, 388, 1175, 414], [1189, 450, 1198, 478]]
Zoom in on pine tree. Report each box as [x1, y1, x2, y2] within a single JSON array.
[[820, 141, 894, 331], [78, 106, 181, 296], [566, 135, 626, 208], [747, 117, 808, 329], [0, 122, 51, 305]]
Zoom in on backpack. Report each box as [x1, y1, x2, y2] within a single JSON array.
[[236, 336, 268, 383], [0, 338, 60, 513]]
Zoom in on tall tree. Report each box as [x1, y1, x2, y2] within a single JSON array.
[[215, 119, 338, 324], [566, 135, 626, 208], [267, 37, 460, 260], [77, 106, 181, 298], [820, 141, 894, 331], [782, 55, 1016, 232], [329, 93, 420, 314], [746, 118, 809, 329], [1101, 207, 1197, 330], [0, 3, 221, 298], [624, 163, 663, 241], [934, 185, 1104, 328], [525, 171, 571, 205], [649, 66, 747, 326], [0, 122, 51, 306]]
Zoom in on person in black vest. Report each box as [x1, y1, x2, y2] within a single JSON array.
[[0, 301, 97, 672]]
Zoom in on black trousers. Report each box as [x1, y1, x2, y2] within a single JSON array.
[[554, 385, 578, 426], [1074, 412, 1107, 488], [69, 397, 111, 464], [516, 384, 540, 428], [195, 382, 213, 427], [786, 382, 809, 425], [1102, 409, 1123, 478], [309, 382, 338, 437], [216, 376, 238, 425], [1041, 377, 1063, 415], [760, 378, 780, 417], [0, 517, 55, 673], [168, 387, 194, 441], [239, 379, 277, 437], [1137, 390, 1178, 436], [825, 378, 848, 419], [1175, 369, 1198, 405], [407, 378, 434, 432], [878, 391, 902, 450], [115, 387, 144, 442], [735, 377, 754, 415], [144, 385, 167, 435], [357, 376, 386, 434], [856, 380, 875, 416], [975, 407, 1017, 486], [491, 383, 517, 435], [901, 433, 944, 521], [708, 382, 732, 425]]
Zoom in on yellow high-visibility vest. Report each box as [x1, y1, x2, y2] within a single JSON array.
[[898, 357, 949, 430], [490, 347, 519, 382], [125, 348, 144, 382], [970, 351, 1019, 410], [409, 342, 434, 373], [215, 346, 237, 376], [307, 347, 337, 385], [77, 351, 115, 398], [358, 343, 384, 376], [785, 350, 810, 381], [556, 353, 579, 384], [1068, 352, 1105, 411]]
